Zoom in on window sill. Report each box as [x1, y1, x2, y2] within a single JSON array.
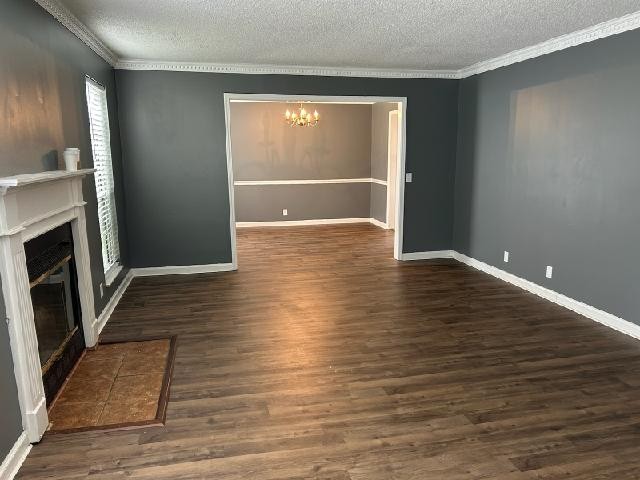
[[104, 264, 123, 287]]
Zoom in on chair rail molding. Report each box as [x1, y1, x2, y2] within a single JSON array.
[[234, 178, 387, 186]]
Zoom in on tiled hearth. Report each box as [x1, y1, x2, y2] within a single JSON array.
[[48, 338, 175, 433]]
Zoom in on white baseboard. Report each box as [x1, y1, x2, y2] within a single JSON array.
[[24, 397, 47, 443], [401, 250, 455, 261], [0, 432, 31, 480], [452, 252, 640, 341], [236, 218, 372, 227], [368, 218, 389, 229], [93, 269, 134, 338], [236, 218, 389, 228], [131, 263, 236, 277], [90, 264, 236, 336]]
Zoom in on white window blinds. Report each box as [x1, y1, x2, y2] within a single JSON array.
[[86, 77, 120, 275]]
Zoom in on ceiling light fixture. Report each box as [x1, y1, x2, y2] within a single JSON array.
[[284, 103, 319, 127]]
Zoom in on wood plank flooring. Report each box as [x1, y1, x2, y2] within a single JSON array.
[[18, 224, 640, 479]]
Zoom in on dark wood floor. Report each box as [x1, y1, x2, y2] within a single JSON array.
[[19, 224, 640, 479]]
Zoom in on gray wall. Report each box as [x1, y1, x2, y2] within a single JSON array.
[[230, 102, 374, 222], [454, 28, 640, 324], [0, 0, 129, 317], [369, 183, 387, 224], [231, 102, 372, 180], [0, 0, 130, 456], [235, 183, 371, 222], [116, 71, 459, 267], [0, 280, 23, 461]]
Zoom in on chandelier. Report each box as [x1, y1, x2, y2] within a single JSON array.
[[284, 103, 319, 127]]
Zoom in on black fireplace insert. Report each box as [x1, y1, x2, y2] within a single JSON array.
[[25, 223, 85, 406]]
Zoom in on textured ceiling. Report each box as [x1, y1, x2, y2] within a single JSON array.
[[57, 0, 640, 70]]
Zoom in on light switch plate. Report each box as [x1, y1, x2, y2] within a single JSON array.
[[405, 172, 413, 183]]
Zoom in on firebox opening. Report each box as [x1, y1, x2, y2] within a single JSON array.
[[25, 223, 85, 406]]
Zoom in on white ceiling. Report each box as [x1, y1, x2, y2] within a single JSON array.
[[56, 0, 640, 72]]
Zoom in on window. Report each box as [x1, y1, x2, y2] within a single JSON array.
[[85, 77, 120, 284]]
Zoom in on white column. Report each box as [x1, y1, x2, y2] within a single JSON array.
[[72, 207, 97, 347], [0, 235, 48, 442]]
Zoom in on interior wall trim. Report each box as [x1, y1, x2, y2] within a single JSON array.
[[0, 432, 31, 480], [225, 93, 408, 262], [369, 218, 389, 229], [400, 250, 640, 340], [234, 178, 387, 186], [115, 60, 460, 79], [236, 218, 378, 228], [370, 178, 388, 186], [33, 0, 117, 66], [131, 263, 236, 277], [35, 2, 640, 79], [400, 250, 455, 261], [452, 252, 640, 340], [93, 269, 133, 337], [458, 10, 640, 77]]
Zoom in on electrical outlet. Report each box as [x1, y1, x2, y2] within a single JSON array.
[[546, 266, 553, 279], [282, 209, 288, 216], [405, 172, 413, 183], [503, 251, 509, 263]]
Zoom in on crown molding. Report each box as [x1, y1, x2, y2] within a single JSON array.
[[114, 60, 460, 79], [34, 1, 640, 79], [114, 9, 640, 79], [459, 10, 640, 78], [33, 0, 117, 66]]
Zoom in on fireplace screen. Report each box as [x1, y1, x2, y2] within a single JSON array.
[[26, 225, 85, 404]]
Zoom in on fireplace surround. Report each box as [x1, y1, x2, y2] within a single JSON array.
[[0, 170, 97, 442], [26, 223, 85, 405]]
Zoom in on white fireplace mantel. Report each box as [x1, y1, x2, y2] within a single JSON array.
[[0, 169, 97, 442], [0, 169, 95, 189]]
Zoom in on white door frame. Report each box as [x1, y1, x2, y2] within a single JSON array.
[[223, 93, 408, 263], [386, 109, 400, 230]]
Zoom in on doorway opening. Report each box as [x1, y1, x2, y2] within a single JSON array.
[[223, 94, 407, 267]]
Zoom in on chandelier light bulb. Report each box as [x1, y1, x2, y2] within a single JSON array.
[[284, 103, 320, 127]]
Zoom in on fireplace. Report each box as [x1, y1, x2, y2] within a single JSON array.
[[0, 170, 97, 442], [26, 223, 85, 405]]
